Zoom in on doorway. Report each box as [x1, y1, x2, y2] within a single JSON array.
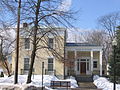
[[80, 62, 86, 74]]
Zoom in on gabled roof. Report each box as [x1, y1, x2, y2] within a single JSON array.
[[66, 43, 100, 47]]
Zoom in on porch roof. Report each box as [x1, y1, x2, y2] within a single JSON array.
[[66, 43, 100, 47]]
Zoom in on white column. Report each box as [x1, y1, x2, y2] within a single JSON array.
[[91, 50, 93, 75], [75, 50, 77, 59], [100, 50, 102, 76], [74, 50, 77, 74], [65, 51, 67, 76]]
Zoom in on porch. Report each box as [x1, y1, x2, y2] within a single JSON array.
[[65, 43, 103, 77]]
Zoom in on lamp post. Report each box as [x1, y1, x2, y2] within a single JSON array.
[[42, 62, 44, 90], [112, 38, 117, 90]]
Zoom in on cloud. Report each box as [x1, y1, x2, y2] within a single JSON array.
[[58, 0, 72, 12]]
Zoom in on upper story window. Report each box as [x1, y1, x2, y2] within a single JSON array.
[[48, 38, 53, 49], [24, 58, 29, 70], [24, 38, 30, 49], [93, 61, 97, 68]]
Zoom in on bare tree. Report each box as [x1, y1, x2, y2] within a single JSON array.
[[16, 0, 76, 83], [0, 27, 15, 77], [0, 0, 16, 76], [86, 30, 106, 45], [86, 30, 110, 63], [98, 12, 120, 41], [0, 0, 76, 83], [97, 12, 120, 65]]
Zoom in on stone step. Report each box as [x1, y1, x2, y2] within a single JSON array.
[[72, 82, 102, 90]]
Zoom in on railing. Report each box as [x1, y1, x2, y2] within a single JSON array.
[[20, 68, 34, 75], [51, 81, 71, 89], [45, 69, 56, 75]]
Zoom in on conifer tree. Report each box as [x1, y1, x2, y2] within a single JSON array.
[[108, 26, 120, 83]]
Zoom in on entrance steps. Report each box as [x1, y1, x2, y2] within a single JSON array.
[[75, 75, 93, 82]]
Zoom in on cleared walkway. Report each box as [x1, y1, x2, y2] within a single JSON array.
[[78, 82, 97, 89], [49, 82, 101, 90], [71, 82, 102, 90]]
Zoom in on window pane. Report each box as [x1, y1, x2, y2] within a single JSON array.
[[93, 61, 97, 68], [48, 64, 53, 71], [49, 38, 53, 43], [87, 59, 89, 61], [48, 58, 53, 63], [24, 58, 29, 70], [24, 38, 30, 49], [48, 58, 53, 71], [87, 62, 89, 70], [48, 38, 53, 48], [77, 62, 79, 71], [81, 59, 86, 61]]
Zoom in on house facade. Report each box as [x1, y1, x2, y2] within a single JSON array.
[[11, 25, 103, 79]]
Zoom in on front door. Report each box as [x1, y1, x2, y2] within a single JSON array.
[[80, 62, 86, 74]]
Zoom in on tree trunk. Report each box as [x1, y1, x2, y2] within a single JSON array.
[[3, 61, 11, 77], [27, 0, 41, 83]]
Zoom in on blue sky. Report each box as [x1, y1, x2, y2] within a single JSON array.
[[71, 0, 120, 29]]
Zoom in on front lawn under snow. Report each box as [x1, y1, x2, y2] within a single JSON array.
[[93, 75, 120, 90], [0, 75, 78, 89]]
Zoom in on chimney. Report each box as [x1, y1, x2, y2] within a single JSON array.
[[23, 23, 28, 27]]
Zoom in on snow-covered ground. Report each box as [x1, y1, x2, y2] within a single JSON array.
[[93, 75, 120, 90], [0, 75, 78, 89]]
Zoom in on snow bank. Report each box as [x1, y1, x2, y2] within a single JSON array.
[[93, 75, 120, 90], [31, 75, 59, 87], [64, 76, 78, 88], [0, 75, 78, 89]]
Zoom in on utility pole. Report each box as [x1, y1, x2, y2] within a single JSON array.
[[14, 0, 21, 84]]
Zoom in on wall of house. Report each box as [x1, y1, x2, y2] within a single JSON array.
[[77, 51, 90, 58], [12, 30, 65, 79], [93, 51, 100, 75], [67, 51, 75, 59]]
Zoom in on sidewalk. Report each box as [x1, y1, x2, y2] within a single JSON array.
[[71, 82, 102, 90]]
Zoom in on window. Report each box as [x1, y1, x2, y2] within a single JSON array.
[[87, 62, 89, 70], [48, 58, 53, 71], [93, 61, 97, 68], [77, 61, 79, 71], [24, 58, 29, 70], [24, 38, 30, 49], [48, 38, 53, 49], [80, 59, 86, 61]]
